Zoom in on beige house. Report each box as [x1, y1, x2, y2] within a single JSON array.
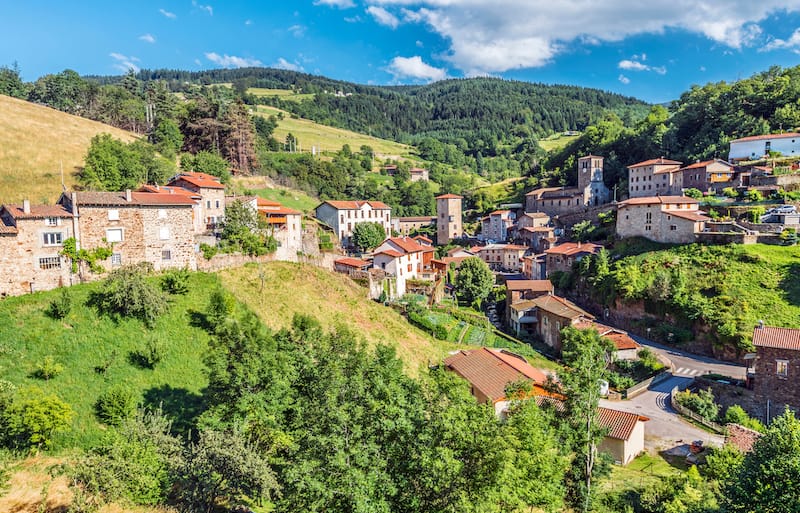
[[138, 184, 204, 234], [257, 198, 303, 260], [315, 200, 392, 248], [627, 158, 683, 198], [474, 244, 528, 271], [531, 295, 593, 352], [616, 196, 709, 244], [544, 242, 602, 276], [391, 216, 436, 236], [409, 167, 429, 182], [505, 279, 554, 329], [679, 159, 735, 194], [166, 172, 226, 231], [597, 407, 649, 464], [0, 201, 75, 296], [58, 190, 197, 273]]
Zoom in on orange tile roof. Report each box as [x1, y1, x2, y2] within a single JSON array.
[[72, 191, 195, 206], [444, 348, 550, 402], [597, 407, 649, 440], [335, 257, 371, 268], [435, 193, 463, 199], [257, 198, 281, 207], [628, 158, 683, 168], [678, 159, 732, 171], [138, 185, 200, 198], [413, 235, 433, 244], [169, 172, 226, 189], [386, 236, 427, 253], [374, 249, 404, 258], [731, 132, 800, 143], [669, 210, 711, 222], [132, 192, 197, 206], [544, 242, 603, 256], [726, 423, 762, 453], [532, 295, 592, 320], [322, 200, 391, 210], [505, 280, 553, 292], [489, 210, 510, 216], [3, 204, 73, 219], [753, 326, 800, 351], [618, 195, 699, 206], [574, 320, 640, 351]]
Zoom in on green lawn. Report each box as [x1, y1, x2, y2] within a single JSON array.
[[246, 186, 320, 213], [0, 273, 218, 449], [538, 132, 581, 152], [600, 452, 685, 495]]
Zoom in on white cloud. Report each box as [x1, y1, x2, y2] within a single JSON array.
[[618, 59, 649, 71], [416, 40, 424, 47], [159, 8, 176, 19], [289, 24, 306, 37], [192, 0, 213, 15], [763, 27, 800, 53], [367, 6, 400, 28], [344, 15, 362, 22], [205, 52, 262, 68], [387, 55, 447, 82], [652, 65, 667, 75], [245, 19, 253, 26], [272, 57, 304, 72], [618, 74, 630, 84], [699, 65, 707, 71], [314, 0, 355, 7], [110, 53, 140, 73], [370, 0, 796, 75], [139, 33, 156, 43]]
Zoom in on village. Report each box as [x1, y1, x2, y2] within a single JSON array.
[[1, 130, 798, 469]]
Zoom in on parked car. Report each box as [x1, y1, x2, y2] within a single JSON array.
[[773, 205, 797, 214]]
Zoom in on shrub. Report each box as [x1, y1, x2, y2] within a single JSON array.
[[0, 386, 73, 449], [131, 337, 167, 369], [607, 372, 635, 390], [32, 355, 64, 380], [96, 387, 138, 427], [92, 264, 168, 327], [684, 188, 703, 200], [199, 242, 218, 260], [207, 289, 236, 331], [721, 187, 739, 199], [745, 189, 763, 202], [723, 405, 765, 432], [161, 268, 191, 295], [675, 388, 719, 421], [47, 288, 72, 319]]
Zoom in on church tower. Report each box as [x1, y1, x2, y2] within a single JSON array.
[[577, 155, 610, 206]]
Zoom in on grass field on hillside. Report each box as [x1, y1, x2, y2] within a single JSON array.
[[248, 87, 315, 102], [231, 176, 320, 213], [254, 105, 414, 159], [539, 132, 581, 152], [0, 95, 137, 204], [219, 262, 453, 375]]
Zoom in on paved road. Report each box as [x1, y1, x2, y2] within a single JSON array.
[[630, 334, 747, 380]]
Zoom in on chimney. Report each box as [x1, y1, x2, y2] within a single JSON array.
[[758, 320, 765, 329], [22, 199, 30, 214], [71, 192, 78, 216], [125, 189, 132, 202]]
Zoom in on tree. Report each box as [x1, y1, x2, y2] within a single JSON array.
[[684, 188, 703, 200], [454, 257, 493, 306], [181, 151, 231, 184], [1, 386, 73, 449], [0, 62, 27, 98], [91, 264, 168, 327], [152, 118, 184, 158], [221, 99, 259, 174], [745, 189, 763, 202], [557, 327, 613, 512], [220, 199, 275, 256], [724, 409, 800, 512], [750, 205, 766, 223], [351, 221, 386, 251]]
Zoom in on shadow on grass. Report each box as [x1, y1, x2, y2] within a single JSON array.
[[780, 262, 800, 307], [142, 384, 206, 438], [188, 308, 214, 333]]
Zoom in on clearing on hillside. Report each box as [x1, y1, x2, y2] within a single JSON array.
[[0, 95, 138, 203]]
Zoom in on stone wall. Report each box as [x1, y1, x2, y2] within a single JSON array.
[[0, 218, 73, 297], [555, 204, 615, 229], [752, 346, 800, 418]]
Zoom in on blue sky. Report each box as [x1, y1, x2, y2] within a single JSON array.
[[2, 1, 800, 103]]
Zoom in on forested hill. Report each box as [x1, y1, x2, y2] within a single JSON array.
[[89, 68, 650, 154]]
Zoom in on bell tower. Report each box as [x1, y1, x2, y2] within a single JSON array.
[[577, 155, 603, 190]]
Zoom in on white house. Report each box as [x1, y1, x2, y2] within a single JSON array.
[[315, 200, 392, 248], [729, 132, 800, 162], [372, 236, 427, 298]]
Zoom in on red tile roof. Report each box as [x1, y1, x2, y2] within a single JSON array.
[[386, 236, 427, 254], [374, 249, 404, 258], [168, 172, 226, 189], [726, 423, 762, 453], [435, 193, 463, 199], [574, 320, 640, 351], [628, 158, 683, 168], [505, 280, 553, 292], [444, 348, 550, 402], [731, 132, 800, 143], [257, 198, 281, 207], [618, 195, 699, 206], [532, 295, 592, 320], [3, 204, 73, 219], [597, 407, 649, 440], [753, 326, 800, 351], [410, 167, 427, 173], [544, 242, 603, 256], [335, 257, 371, 269], [322, 200, 391, 210], [413, 235, 433, 244], [489, 210, 510, 216], [679, 159, 732, 171], [138, 185, 200, 198]]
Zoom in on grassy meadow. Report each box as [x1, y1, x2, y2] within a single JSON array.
[[0, 94, 137, 203], [248, 87, 315, 102], [538, 132, 582, 152]]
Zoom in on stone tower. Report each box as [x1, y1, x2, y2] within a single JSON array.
[[577, 155, 610, 206], [436, 193, 463, 244]]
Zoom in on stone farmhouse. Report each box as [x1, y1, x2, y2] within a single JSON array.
[[314, 200, 392, 248], [544, 242, 602, 276], [728, 132, 800, 162], [616, 196, 710, 244], [0, 201, 75, 296], [409, 167, 429, 182], [678, 159, 735, 194], [166, 172, 226, 231], [627, 158, 683, 198], [525, 155, 611, 216], [751, 324, 800, 419]]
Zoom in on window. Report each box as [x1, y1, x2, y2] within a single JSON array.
[[158, 208, 167, 219], [111, 253, 122, 266], [645, 212, 652, 222], [108, 209, 120, 221], [106, 228, 123, 243], [206, 200, 211, 209], [645, 225, 652, 231], [215, 200, 220, 209], [161, 250, 172, 261], [43, 232, 63, 246], [39, 256, 61, 270], [45, 217, 59, 226], [159, 226, 170, 240], [670, 225, 677, 231], [777, 360, 789, 378]]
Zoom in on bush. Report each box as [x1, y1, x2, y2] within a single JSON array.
[[207, 289, 236, 331], [745, 189, 763, 202], [47, 288, 72, 319], [722, 187, 739, 199], [199, 242, 218, 260], [607, 372, 635, 391], [675, 387, 719, 421], [161, 268, 191, 295], [32, 355, 64, 380], [0, 386, 73, 449], [723, 404, 765, 432], [91, 264, 168, 327], [96, 387, 138, 427], [131, 337, 167, 369], [684, 188, 703, 200]]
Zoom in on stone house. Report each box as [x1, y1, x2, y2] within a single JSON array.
[[521, 254, 546, 280], [481, 210, 514, 242], [504, 279, 554, 328], [0, 201, 75, 296], [315, 200, 392, 248], [751, 325, 800, 418], [58, 190, 197, 273], [475, 244, 529, 272], [627, 158, 683, 198], [391, 216, 436, 236], [544, 242, 602, 276], [409, 167, 429, 182], [166, 172, 226, 231], [525, 155, 611, 216], [574, 320, 641, 360], [138, 184, 204, 234], [530, 294, 593, 352], [436, 193, 463, 244], [678, 159, 735, 193], [616, 196, 709, 244], [372, 236, 428, 298], [729, 132, 800, 162]]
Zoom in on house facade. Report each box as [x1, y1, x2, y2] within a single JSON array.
[[372, 236, 427, 298], [752, 325, 800, 417], [315, 200, 392, 248], [436, 194, 463, 244], [481, 210, 514, 242], [544, 242, 602, 276], [166, 172, 226, 231], [257, 198, 303, 260], [729, 132, 800, 162], [616, 196, 709, 244], [0, 202, 74, 296], [525, 155, 611, 215], [627, 158, 683, 198], [597, 407, 649, 465], [475, 244, 528, 271], [532, 294, 593, 353], [409, 167, 429, 182], [391, 216, 436, 236], [504, 279, 554, 329], [679, 159, 735, 193]]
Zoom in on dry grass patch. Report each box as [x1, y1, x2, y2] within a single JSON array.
[[218, 262, 454, 375], [0, 95, 137, 203]]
